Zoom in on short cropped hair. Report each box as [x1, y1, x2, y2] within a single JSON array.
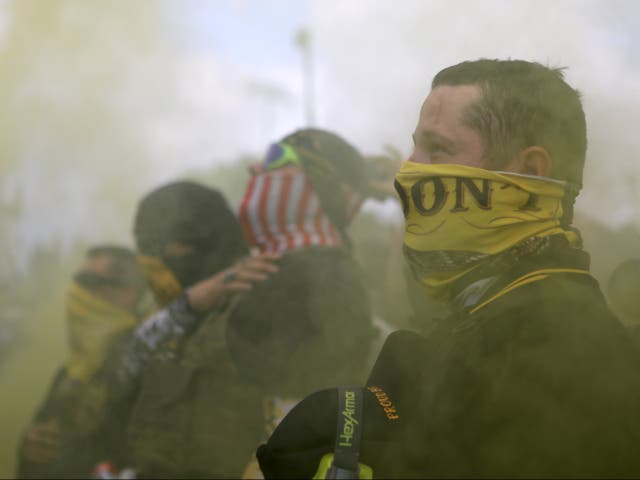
[[432, 59, 587, 187], [76, 245, 143, 290]]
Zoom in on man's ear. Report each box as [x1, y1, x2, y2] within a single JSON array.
[[506, 146, 552, 177]]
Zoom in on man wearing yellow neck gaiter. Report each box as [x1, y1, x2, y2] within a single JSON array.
[[18, 245, 149, 479], [256, 59, 640, 479]]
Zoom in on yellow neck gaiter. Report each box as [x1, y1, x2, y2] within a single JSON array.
[[394, 162, 580, 301], [137, 254, 183, 307], [66, 282, 138, 382]]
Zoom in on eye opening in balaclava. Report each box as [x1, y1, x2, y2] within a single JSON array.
[[133, 181, 248, 289]]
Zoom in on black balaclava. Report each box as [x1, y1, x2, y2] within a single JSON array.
[[134, 181, 248, 288]]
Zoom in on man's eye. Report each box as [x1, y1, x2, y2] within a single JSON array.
[[428, 143, 448, 154]]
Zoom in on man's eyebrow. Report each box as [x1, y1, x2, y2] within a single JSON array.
[[415, 130, 456, 148]]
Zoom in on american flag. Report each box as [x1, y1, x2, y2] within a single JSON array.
[[238, 168, 362, 254]]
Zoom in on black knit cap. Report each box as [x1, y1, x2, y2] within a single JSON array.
[[133, 180, 247, 262]]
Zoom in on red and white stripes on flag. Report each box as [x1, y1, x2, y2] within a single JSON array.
[[238, 169, 363, 254]]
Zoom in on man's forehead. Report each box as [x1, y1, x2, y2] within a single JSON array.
[[83, 254, 115, 275], [420, 84, 481, 118]]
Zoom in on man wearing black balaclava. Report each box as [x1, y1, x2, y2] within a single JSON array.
[[102, 181, 279, 478]]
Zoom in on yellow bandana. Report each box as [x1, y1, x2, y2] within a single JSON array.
[[66, 282, 138, 382], [394, 162, 580, 300], [137, 254, 183, 307]]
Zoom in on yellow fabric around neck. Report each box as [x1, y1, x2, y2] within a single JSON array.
[[395, 162, 580, 300], [66, 282, 138, 382], [137, 254, 183, 307]]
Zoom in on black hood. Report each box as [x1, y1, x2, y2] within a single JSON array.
[[134, 181, 248, 286]]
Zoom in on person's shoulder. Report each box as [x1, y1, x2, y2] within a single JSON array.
[[529, 270, 618, 329], [31, 367, 70, 420], [475, 268, 603, 319], [451, 270, 620, 359], [478, 270, 639, 364]]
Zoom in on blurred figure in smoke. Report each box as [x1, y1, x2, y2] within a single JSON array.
[[103, 181, 278, 478], [226, 129, 396, 477], [608, 258, 640, 337], [258, 60, 640, 478], [17, 245, 148, 478]]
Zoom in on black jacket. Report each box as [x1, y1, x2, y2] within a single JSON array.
[[258, 251, 640, 478], [227, 247, 375, 398], [121, 308, 263, 479], [17, 364, 130, 479]]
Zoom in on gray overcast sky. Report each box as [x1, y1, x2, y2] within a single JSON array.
[[3, 0, 639, 263], [159, 0, 639, 223]]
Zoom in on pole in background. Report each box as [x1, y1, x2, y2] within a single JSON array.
[[294, 28, 315, 127]]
